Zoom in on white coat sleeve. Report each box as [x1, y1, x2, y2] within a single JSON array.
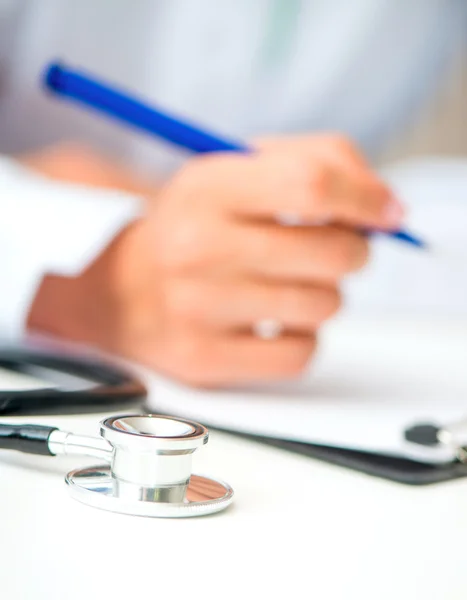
[[0, 157, 143, 340]]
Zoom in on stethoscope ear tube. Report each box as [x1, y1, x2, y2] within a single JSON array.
[[0, 423, 58, 455], [0, 348, 147, 415]]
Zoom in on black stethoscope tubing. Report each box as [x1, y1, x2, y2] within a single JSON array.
[[0, 348, 147, 416]]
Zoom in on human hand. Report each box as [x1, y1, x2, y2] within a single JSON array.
[[28, 135, 404, 386]]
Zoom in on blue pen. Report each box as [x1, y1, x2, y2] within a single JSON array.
[[44, 62, 426, 249]]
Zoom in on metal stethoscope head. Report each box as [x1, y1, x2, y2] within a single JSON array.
[[1, 414, 234, 518]]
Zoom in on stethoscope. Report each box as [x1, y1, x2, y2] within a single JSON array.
[[0, 347, 234, 518]]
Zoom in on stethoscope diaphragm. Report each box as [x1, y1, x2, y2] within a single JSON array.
[[66, 466, 234, 518]]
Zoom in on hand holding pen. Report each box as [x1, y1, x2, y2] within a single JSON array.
[[29, 64, 412, 386]]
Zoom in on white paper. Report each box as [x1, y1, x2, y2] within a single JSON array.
[[143, 316, 467, 463], [345, 157, 467, 315]]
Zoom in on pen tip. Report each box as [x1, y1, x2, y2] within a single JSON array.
[[391, 230, 428, 250]]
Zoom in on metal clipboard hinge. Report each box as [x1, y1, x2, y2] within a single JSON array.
[[437, 418, 467, 464]]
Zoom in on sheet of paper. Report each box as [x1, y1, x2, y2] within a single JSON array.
[[344, 157, 467, 315], [143, 316, 467, 463]]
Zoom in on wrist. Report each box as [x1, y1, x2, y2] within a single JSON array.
[[27, 222, 139, 348]]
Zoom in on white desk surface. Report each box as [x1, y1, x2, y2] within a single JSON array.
[[0, 406, 467, 600]]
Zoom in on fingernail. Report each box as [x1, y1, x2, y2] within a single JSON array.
[[384, 197, 405, 227]]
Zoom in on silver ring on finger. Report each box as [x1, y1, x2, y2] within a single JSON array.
[[253, 319, 284, 340]]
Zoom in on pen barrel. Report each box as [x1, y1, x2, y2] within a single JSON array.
[[45, 63, 248, 154], [43, 62, 425, 249]]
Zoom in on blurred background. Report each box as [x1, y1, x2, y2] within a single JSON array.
[[379, 48, 467, 165]]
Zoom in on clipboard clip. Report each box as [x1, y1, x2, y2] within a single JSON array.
[[404, 419, 467, 463], [436, 418, 467, 463]]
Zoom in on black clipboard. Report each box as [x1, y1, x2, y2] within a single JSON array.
[[215, 429, 467, 486]]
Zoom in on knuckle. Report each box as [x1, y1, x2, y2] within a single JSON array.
[[297, 287, 342, 324], [330, 231, 370, 275], [327, 134, 356, 154], [280, 288, 316, 325], [274, 157, 316, 214], [307, 165, 334, 214], [309, 288, 342, 325], [181, 153, 249, 191], [349, 236, 370, 271], [308, 164, 331, 197], [280, 287, 308, 317], [322, 287, 343, 318], [280, 337, 317, 376]]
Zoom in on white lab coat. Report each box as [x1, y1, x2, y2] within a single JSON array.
[[0, 0, 465, 337]]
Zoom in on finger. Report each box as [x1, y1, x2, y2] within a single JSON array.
[[233, 223, 369, 282], [253, 136, 404, 227], [163, 332, 318, 386], [168, 279, 341, 331], [187, 153, 403, 230], [324, 165, 404, 229], [304, 134, 371, 172], [254, 133, 371, 170]]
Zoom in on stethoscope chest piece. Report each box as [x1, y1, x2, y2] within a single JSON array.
[[63, 415, 234, 518], [66, 467, 233, 518], [0, 348, 234, 518]]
